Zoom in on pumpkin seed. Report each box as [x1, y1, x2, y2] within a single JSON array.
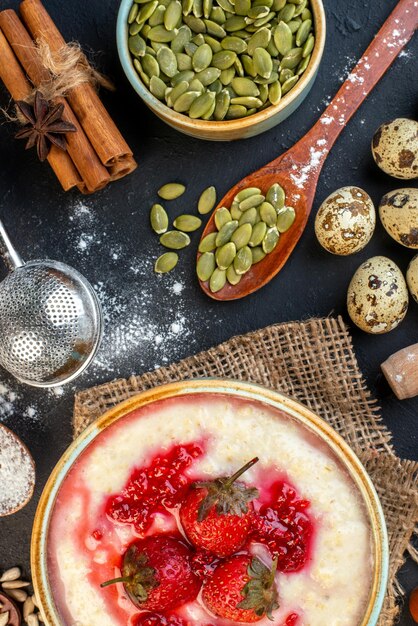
[[249, 220, 267, 246], [273, 20, 292, 54], [214, 206, 232, 229], [173, 214, 202, 231], [219, 36, 246, 54], [253, 47, 273, 78], [239, 206, 259, 225], [231, 222, 252, 249], [129, 34, 147, 57], [209, 267, 227, 292], [273, 0, 287, 8], [203, 0, 213, 18], [204, 34, 223, 52], [176, 51, 193, 70], [150, 203, 169, 233], [215, 219, 239, 246], [247, 27, 271, 55], [231, 96, 262, 107], [259, 201, 277, 226], [164, 0, 182, 30], [302, 33, 315, 57], [224, 15, 247, 31], [262, 226, 279, 253], [197, 251, 216, 280], [280, 67, 293, 83], [198, 186, 217, 214], [281, 46, 303, 69], [287, 18, 302, 33], [173, 89, 200, 110], [204, 19, 227, 37], [157, 46, 178, 76], [148, 25, 176, 42], [234, 245, 252, 274], [133, 58, 150, 86], [150, 74, 167, 98], [226, 265, 242, 285], [149, 5, 166, 26], [268, 80, 281, 105], [281, 74, 299, 94], [196, 67, 221, 84], [239, 193, 265, 211], [258, 82, 269, 103], [220, 67, 236, 85], [266, 182, 285, 209], [171, 24, 192, 51], [182, 0, 194, 15], [225, 104, 247, 119], [172, 69, 195, 83], [231, 77, 260, 96], [189, 77, 205, 91], [184, 14, 206, 31], [192, 43, 213, 71], [235, 187, 261, 202], [248, 5, 270, 18], [214, 89, 230, 119], [216, 241, 237, 269], [155, 252, 179, 273], [251, 245, 266, 263], [296, 18, 312, 46], [141, 53, 160, 77], [254, 12, 275, 27], [278, 3, 296, 21], [199, 231, 218, 252], [158, 182, 186, 199], [240, 54, 256, 77], [160, 230, 191, 248], [230, 202, 243, 220], [297, 53, 311, 74], [217, 0, 235, 11], [189, 90, 216, 117], [276, 206, 296, 232], [212, 50, 237, 69], [235, 0, 251, 15], [129, 4, 139, 23], [193, 0, 203, 17], [130, 21, 142, 35]]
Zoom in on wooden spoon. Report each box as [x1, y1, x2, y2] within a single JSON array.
[[198, 0, 418, 300]]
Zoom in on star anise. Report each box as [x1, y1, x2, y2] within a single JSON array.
[[15, 91, 76, 162]]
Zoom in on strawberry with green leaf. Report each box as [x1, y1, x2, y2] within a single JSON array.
[[180, 458, 259, 557], [202, 554, 279, 622]]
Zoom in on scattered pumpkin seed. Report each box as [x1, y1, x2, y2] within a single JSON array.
[[210, 267, 227, 292], [160, 230, 191, 248], [155, 251, 179, 272], [158, 182, 186, 199], [173, 214, 203, 231], [214, 206, 232, 229], [198, 186, 217, 214], [197, 251, 216, 280], [276, 206, 296, 231], [216, 241, 237, 269], [150, 203, 169, 233], [199, 231, 218, 252], [234, 245, 252, 274]]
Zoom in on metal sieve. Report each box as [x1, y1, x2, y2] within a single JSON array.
[[0, 219, 103, 387]]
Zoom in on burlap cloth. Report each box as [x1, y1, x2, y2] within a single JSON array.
[[73, 316, 418, 625]]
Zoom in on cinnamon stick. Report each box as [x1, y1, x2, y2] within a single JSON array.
[[0, 27, 81, 192], [20, 0, 136, 173], [0, 10, 110, 194]]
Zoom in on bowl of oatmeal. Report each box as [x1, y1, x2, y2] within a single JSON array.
[[31, 379, 388, 626]]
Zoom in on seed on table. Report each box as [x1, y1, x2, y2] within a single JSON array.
[[231, 222, 252, 249], [214, 89, 230, 120], [234, 245, 252, 274], [259, 201, 277, 226], [238, 206, 258, 226], [251, 245, 266, 263], [253, 47, 273, 79], [173, 214, 203, 232], [262, 226, 279, 253], [266, 182, 285, 209], [160, 230, 191, 249], [0, 568, 21, 583], [282, 75, 299, 94], [192, 43, 213, 71], [247, 27, 271, 55], [158, 182, 186, 199], [198, 186, 217, 214], [216, 241, 237, 269], [199, 231, 218, 252], [214, 206, 232, 229], [150, 203, 169, 233], [210, 267, 227, 292], [197, 251, 216, 280], [226, 264, 242, 285], [235, 187, 261, 202], [215, 219, 239, 246], [273, 20, 293, 55], [239, 193, 265, 211], [276, 206, 296, 232], [155, 251, 179, 273], [249, 220, 267, 246]]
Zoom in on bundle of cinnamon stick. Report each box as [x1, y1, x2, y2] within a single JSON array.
[[0, 0, 137, 193]]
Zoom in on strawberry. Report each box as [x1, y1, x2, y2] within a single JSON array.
[[133, 614, 189, 625], [179, 458, 259, 557], [202, 554, 279, 623], [101, 535, 201, 612]]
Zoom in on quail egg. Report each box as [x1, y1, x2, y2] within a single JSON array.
[[315, 186, 376, 255], [372, 118, 418, 179], [379, 188, 418, 248], [347, 256, 408, 334], [406, 255, 418, 303]]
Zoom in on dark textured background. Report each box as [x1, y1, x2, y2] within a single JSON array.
[[0, 0, 417, 622]]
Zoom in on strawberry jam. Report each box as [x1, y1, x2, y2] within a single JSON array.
[[106, 443, 203, 533], [283, 613, 299, 626], [252, 480, 313, 573]]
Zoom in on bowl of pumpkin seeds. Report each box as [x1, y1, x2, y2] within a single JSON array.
[[117, 0, 326, 140]]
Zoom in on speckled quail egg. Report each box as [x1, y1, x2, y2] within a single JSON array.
[[379, 188, 418, 248], [406, 255, 418, 303], [372, 118, 418, 179], [347, 256, 408, 334], [315, 186, 376, 255]]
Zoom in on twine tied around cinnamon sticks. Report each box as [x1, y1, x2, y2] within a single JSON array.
[[0, 0, 137, 193]]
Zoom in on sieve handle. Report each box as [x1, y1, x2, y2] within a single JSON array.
[[0, 219, 24, 271]]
